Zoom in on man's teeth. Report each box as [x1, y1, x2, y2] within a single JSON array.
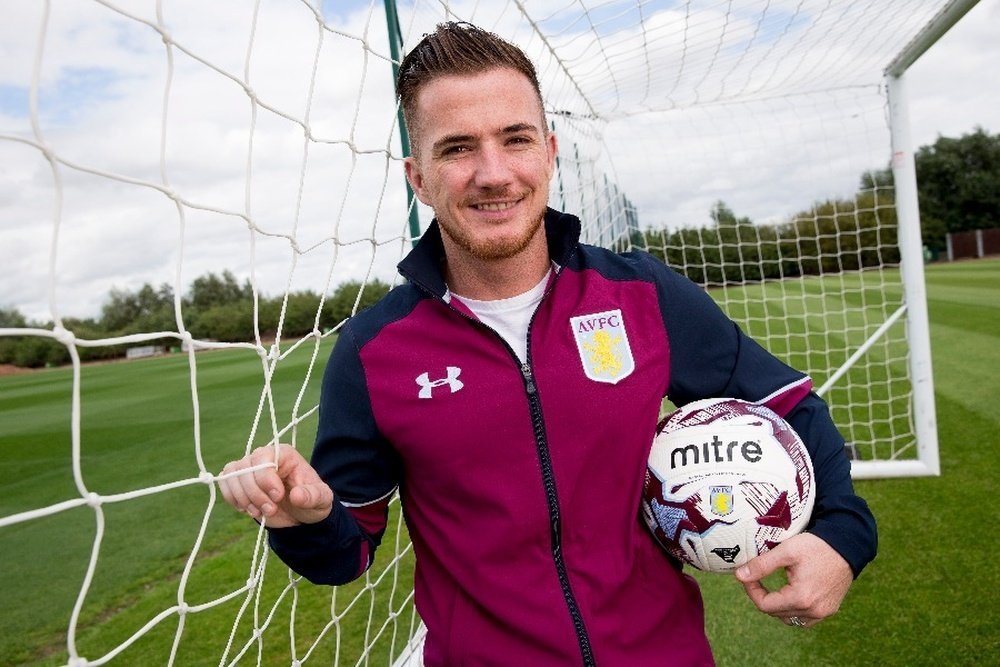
[[475, 201, 517, 211]]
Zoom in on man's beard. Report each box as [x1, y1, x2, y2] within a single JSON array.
[[438, 197, 545, 261]]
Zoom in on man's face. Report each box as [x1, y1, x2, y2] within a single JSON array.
[[404, 68, 557, 263]]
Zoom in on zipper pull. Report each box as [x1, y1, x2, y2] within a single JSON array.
[[521, 363, 537, 395]]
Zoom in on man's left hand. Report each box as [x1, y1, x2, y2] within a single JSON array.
[[735, 532, 853, 628]]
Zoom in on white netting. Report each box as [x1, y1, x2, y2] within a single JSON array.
[[0, 0, 955, 664]]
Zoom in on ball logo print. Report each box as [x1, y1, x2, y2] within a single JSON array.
[[709, 486, 734, 516], [641, 398, 816, 573], [710, 545, 741, 564]]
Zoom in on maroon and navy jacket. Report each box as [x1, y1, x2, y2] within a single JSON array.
[[269, 208, 877, 666]]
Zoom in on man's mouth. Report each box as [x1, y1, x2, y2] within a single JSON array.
[[472, 199, 520, 212]]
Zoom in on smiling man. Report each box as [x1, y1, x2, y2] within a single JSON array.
[[219, 22, 877, 666], [403, 63, 558, 299]]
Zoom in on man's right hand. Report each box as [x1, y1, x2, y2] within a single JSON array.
[[218, 444, 334, 528]]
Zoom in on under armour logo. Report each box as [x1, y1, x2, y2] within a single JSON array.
[[416, 366, 464, 399]]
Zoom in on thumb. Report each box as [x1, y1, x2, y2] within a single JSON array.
[[736, 546, 788, 583], [288, 481, 333, 511]]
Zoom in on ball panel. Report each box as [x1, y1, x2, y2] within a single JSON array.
[[641, 398, 816, 573]]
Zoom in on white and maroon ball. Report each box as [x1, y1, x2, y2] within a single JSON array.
[[641, 397, 815, 573]]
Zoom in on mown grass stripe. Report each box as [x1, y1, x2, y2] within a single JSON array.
[[2, 259, 998, 665]]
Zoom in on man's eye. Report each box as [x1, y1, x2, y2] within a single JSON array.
[[442, 145, 470, 155]]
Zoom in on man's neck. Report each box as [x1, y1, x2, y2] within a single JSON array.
[[443, 232, 551, 301]]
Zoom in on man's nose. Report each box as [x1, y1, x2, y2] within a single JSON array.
[[473, 143, 513, 189]]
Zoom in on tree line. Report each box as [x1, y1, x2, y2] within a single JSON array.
[[0, 272, 390, 368], [2, 129, 996, 368], [636, 128, 999, 285], [637, 190, 896, 285]]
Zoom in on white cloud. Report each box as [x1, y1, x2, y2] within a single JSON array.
[[563, 0, 1000, 230], [906, 0, 999, 147], [1, 0, 996, 323], [0, 0, 409, 322]]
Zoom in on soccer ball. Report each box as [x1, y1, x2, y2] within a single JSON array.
[[641, 397, 815, 573]]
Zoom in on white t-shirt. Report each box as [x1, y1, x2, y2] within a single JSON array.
[[449, 268, 552, 363]]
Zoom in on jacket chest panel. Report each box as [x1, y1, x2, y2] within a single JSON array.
[[527, 270, 672, 530], [360, 300, 541, 500]]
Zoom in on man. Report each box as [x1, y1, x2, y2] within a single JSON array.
[[219, 22, 877, 666]]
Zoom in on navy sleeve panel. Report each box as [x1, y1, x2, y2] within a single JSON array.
[[266, 323, 402, 586], [635, 253, 806, 405], [636, 252, 877, 575], [266, 501, 370, 586], [311, 323, 401, 504], [785, 394, 878, 577]]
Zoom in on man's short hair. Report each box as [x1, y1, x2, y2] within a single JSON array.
[[396, 22, 544, 153]]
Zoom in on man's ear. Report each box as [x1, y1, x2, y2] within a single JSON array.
[[546, 131, 559, 172], [404, 156, 430, 205]]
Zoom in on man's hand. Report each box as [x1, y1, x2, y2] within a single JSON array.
[[218, 444, 333, 528], [735, 532, 853, 628]]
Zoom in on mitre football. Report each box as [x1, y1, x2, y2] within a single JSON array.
[[641, 397, 816, 573]]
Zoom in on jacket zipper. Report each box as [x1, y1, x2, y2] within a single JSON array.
[[409, 268, 596, 665], [519, 361, 596, 667]]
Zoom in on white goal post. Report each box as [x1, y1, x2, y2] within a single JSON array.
[[0, 0, 977, 665]]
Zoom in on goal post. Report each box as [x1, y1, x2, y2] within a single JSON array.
[[853, 0, 986, 478], [0, 0, 974, 664]]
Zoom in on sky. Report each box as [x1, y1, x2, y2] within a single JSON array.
[[0, 0, 996, 324], [903, 0, 998, 147]]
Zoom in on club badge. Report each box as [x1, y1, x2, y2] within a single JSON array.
[[710, 485, 735, 516], [569, 308, 635, 384]]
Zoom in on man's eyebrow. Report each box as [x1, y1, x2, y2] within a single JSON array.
[[502, 123, 541, 135], [431, 133, 475, 153]]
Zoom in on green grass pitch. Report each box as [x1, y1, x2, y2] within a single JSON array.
[[1, 258, 998, 665]]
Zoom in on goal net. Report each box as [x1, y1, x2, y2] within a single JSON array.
[[0, 0, 962, 664]]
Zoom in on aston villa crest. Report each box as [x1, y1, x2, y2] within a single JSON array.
[[569, 309, 635, 384], [710, 485, 735, 516]]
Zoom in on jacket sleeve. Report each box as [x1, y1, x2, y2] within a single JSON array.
[[266, 323, 402, 585], [783, 393, 877, 576], [643, 254, 878, 576]]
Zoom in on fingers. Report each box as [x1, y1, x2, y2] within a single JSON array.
[[738, 569, 800, 616], [735, 546, 797, 614], [735, 543, 792, 585], [740, 569, 817, 628], [218, 444, 333, 527], [735, 533, 854, 628], [218, 445, 287, 519]]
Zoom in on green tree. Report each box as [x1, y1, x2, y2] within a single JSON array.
[[0, 309, 67, 368], [783, 192, 898, 276], [259, 291, 324, 338], [100, 282, 175, 333], [640, 202, 782, 286], [0, 306, 27, 328], [915, 127, 1000, 251], [68, 316, 125, 363], [187, 302, 254, 342], [0, 306, 29, 364], [10, 336, 59, 368], [327, 279, 392, 328], [185, 271, 252, 311], [711, 201, 778, 283]]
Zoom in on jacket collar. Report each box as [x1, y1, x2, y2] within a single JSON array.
[[397, 207, 582, 299]]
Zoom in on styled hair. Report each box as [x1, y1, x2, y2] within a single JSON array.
[[397, 22, 544, 153]]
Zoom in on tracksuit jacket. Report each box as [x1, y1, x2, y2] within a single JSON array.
[[268, 208, 878, 666]]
